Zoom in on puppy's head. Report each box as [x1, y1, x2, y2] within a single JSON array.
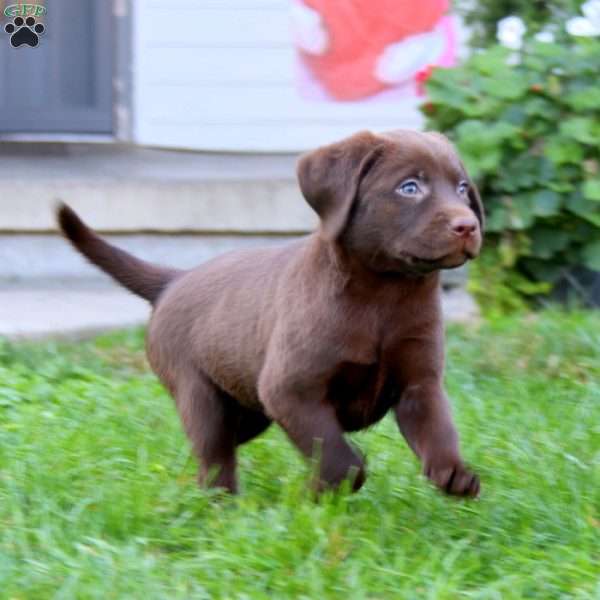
[[297, 130, 484, 274]]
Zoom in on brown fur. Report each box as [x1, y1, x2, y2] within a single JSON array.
[[57, 129, 484, 497]]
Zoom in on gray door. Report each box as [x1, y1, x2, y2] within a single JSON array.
[[0, 0, 113, 134]]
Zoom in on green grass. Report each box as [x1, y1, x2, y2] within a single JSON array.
[[1, 310, 599, 599]]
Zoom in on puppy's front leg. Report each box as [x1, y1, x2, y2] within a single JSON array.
[[394, 382, 480, 497], [260, 382, 365, 492]]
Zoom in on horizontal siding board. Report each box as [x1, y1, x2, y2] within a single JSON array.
[[142, 8, 289, 46], [136, 118, 423, 152], [147, 0, 287, 8], [138, 48, 294, 84], [137, 83, 421, 122]]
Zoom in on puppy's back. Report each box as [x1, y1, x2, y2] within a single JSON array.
[[146, 237, 310, 406]]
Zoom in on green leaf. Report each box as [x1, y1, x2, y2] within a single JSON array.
[[523, 97, 559, 120], [565, 192, 600, 226], [529, 228, 570, 259], [500, 105, 527, 127], [564, 87, 600, 111], [507, 194, 535, 230], [547, 180, 575, 193], [531, 190, 561, 216], [504, 156, 554, 190], [485, 207, 509, 232], [559, 118, 600, 145], [581, 241, 600, 270], [461, 96, 503, 118], [546, 75, 563, 97], [469, 46, 512, 76], [425, 69, 482, 115], [570, 221, 598, 242], [544, 138, 584, 166], [528, 41, 569, 60], [498, 237, 520, 266], [520, 258, 564, 284], [582, 179, 600, 202], [481, 72, 529, 100], [455, 120, 518, 177]]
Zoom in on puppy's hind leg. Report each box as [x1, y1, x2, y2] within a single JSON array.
[[174, 372, 239, 493]]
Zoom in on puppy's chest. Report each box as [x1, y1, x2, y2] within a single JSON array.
[[328, 360, 401, 432], [326, 296, 437, 432]]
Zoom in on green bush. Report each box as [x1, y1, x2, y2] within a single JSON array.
[[422, 37, 600, 312], [453, 0, 579, 48]]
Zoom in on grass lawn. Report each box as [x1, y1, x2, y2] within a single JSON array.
[[0, 310, 599, 599]]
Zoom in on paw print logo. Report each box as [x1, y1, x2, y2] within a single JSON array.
[[4, 16, 45, 48]]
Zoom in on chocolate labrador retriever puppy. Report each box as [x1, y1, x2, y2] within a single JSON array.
[[58, 130, 483, 497]]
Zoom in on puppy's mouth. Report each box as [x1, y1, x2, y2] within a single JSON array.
[[402, 235, 480, 271], [407, 249, 475, 271]]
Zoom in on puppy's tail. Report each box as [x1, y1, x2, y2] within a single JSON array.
[[56, 203, 182, 304]]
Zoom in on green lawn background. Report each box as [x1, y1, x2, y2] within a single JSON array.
[[1, 310, 599, 599]]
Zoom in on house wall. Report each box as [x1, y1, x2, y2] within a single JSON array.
[[132, 0, 424, 152]]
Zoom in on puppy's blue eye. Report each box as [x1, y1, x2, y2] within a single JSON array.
[[457, 181, 469, 195], [397, 180, 421, 197]]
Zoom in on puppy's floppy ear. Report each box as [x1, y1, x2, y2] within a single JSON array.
[[457, 154, 485, 233], [466, 178, 485, 232], [297, 131, 382, 241]]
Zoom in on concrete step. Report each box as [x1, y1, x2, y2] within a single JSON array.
[[0, 143, 313, 233], [0, 285, 149, 341], [0, 233, 293, 284], [0, 285, 479, 341]]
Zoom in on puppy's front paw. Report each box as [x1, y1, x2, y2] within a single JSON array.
[[425, 461, 480, 498]]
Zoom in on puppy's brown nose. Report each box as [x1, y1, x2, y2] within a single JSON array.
[[450, 216, 478, 238]]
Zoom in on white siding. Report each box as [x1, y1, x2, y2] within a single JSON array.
[[133, 0, 422, 152]]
